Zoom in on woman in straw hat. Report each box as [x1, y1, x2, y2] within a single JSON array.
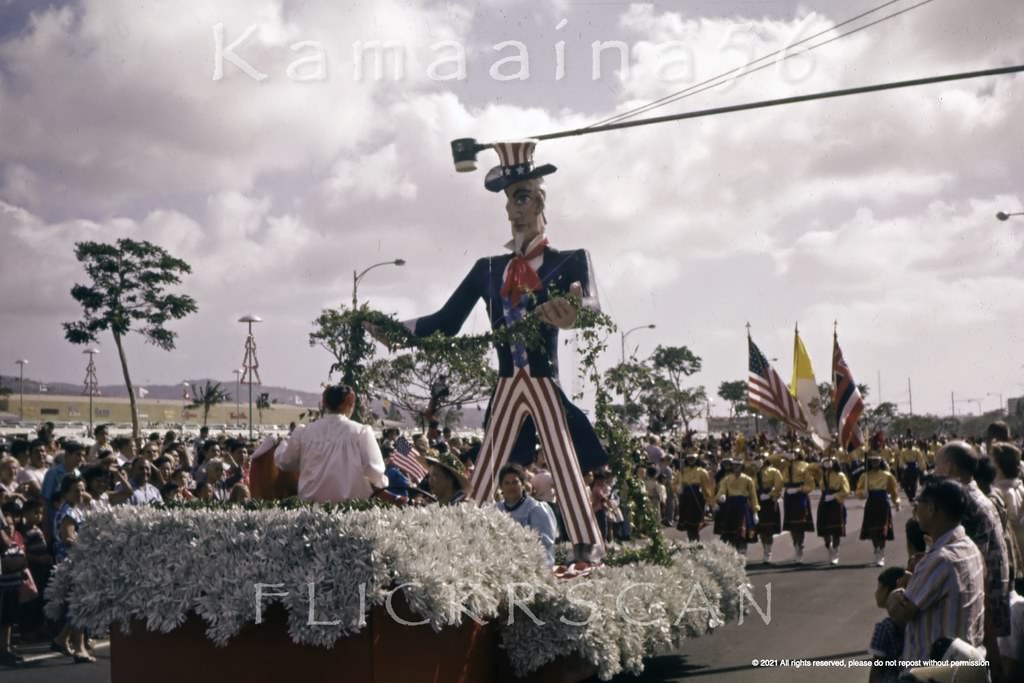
[[426, 450, 469, 506]]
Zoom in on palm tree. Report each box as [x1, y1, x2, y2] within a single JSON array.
[[186, 380, 231, 426], [256, 392, 277, 428]]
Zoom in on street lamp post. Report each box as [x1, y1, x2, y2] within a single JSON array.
[[83, 348, 100, 435], [987, 392, 1004, 414], [620, 324, 656, 364], [352, 259, 406, 308], [15, 359, 28, 422], [233, 369, 242, 429], [954, 396, 982, 416], [238, 315, 263, 441], [996, 211, 1024, 221]]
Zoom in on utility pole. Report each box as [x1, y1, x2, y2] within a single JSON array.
[[951, 391, 955, 417], [238, 315, 263, 441], [908, 377, 913, 416]]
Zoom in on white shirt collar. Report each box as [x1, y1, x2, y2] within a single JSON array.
[[504, 234, 548, 256]]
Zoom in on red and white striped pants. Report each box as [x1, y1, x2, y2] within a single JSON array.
[[469, 369, 603, 547]]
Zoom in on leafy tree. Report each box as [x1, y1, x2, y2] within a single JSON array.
[[641, 345, 704, 435], [863, 401, 899, 435], [604, 360, 653, 427], [186, 380, 231, 427], [309, 305, 378, 421], [368, 343, 496, 430], [678, 385, 708, 433], [384, 402, 403, 422], [819, 381, 871, 433], [63, 239, 197, 439], [639, 376, 680, 435], [717, 380, 748, 417], [887, 413, 946, 438], [650, 345, 702, 387], [256, 392, 277, 427]]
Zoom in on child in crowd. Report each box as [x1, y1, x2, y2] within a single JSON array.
[[590, 471, 612, 543], [0, 500, 27, 665], [905, 518, 927, 573], [18, 499, 51, 639], [869, 566, 909, 683]]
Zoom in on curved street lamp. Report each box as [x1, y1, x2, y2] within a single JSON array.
[[620, 324, 656, 364], [352, 259, 406, 308], [996, 211, 1024, 221]]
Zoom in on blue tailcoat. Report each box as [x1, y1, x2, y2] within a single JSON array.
[[409, 246, 609, 472]]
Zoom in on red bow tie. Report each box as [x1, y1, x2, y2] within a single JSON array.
[[501, 239, 548, 307]]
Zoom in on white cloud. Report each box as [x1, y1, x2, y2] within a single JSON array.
[[1, 0, 1023, 416]]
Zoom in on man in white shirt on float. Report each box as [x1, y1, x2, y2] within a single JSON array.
[[276, 384, 387, 502]]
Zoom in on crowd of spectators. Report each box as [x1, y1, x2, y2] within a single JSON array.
[[0, 422, 255, 665], [3, 416, 1024, 678]]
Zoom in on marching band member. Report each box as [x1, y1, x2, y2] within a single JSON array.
[[714, 457, 759, 554], [896, 438, 927, 502], [674, 452, 715, 542], [856, 453, 901, 566], [781, 448, 816, 564], [816, 454, 850, 566], [749, 451, 783, 563]]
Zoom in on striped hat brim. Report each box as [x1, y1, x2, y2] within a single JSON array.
[[484, 163, 557, 192]]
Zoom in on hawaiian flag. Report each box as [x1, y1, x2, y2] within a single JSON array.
[[392, 436, 428, 483], [832, 331, 865, 448], [748, 335, 808, 431]]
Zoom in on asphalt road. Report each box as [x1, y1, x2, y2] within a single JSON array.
[[2, 492, 909, 683], [613, 491, 913, 682]]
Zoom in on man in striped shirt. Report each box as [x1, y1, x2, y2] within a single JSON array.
[[887, 479, 986, 664], [935, 440, 1011, 680]]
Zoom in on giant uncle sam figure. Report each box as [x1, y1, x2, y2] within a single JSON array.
[[372, 140, 607, 559]]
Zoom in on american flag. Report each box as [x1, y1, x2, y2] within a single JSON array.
[[832, 333, 865, 448], [392, 437, 428, 483], [748, 335, 807, 431]]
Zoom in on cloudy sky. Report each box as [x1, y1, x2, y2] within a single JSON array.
[[1, 0, 1022, 418]]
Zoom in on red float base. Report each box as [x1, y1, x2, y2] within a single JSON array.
[[110, 599, 595, 683]]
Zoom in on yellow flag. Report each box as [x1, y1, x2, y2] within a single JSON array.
[[791, 328, 832, 445]]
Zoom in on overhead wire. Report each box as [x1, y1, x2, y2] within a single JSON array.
[[531, 64, 1024, 141], [586, 0, 938, 129]]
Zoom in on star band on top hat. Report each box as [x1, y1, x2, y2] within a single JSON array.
[[449, 137, 557, 192]]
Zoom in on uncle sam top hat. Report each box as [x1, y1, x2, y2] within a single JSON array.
[[483, 140, 557, 192]]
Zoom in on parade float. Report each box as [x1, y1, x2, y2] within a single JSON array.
[[45, 503, 749, 682], [41, 122, 777, 683]]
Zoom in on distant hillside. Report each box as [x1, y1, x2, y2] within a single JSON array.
[[0, 374, 486, 429], [0, 374, 321, 406]]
